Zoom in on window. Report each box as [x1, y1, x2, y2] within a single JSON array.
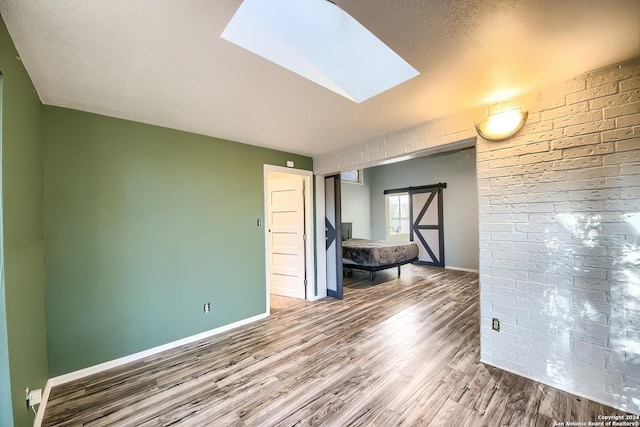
[[340, 170, 363, 184], [386, 193, 410, 239]]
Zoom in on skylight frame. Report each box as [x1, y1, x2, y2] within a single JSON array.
[[221, 0, 420, 103]]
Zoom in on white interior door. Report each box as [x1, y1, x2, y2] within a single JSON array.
[[267, 173, 306, 299]]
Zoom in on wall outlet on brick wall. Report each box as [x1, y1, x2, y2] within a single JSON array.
[[492, 318, 500, 332]]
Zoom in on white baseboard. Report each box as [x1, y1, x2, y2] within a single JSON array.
[[34, 312, 268, 426], [33, 380, 51, 427], [445, 265, 479, 273], [48, 313, 268, 387], [480, 358, 640, 416]]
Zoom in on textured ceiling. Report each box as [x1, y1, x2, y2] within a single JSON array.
[[1, 0, 639, 156]]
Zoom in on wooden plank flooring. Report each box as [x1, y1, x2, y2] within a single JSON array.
[[43, 265, 628, 426]]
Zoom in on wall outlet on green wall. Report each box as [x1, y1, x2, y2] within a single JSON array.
[[26, 388, 41, 407], [203, 303, 211, 313]]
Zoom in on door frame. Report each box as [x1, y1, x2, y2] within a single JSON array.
[[263, 165, 315, 314], [324, 174, 343, 299], [314, 177, 327, 300]]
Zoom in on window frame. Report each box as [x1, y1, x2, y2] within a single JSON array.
[[385, 192, 410, 239], [340, 169, 364, 185]]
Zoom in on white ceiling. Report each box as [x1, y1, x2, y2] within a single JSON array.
[[1, 0, 639, 157]]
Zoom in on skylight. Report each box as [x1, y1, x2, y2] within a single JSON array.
[[221, 0, 420, 103]]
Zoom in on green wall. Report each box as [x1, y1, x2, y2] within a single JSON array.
[[0, 17, 49, 427], [0, 73, 12, 427], [43, 107, 312, 375]]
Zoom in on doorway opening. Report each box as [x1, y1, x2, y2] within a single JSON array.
[[263, 165, 314, 313], [316, 145, 478, 297]]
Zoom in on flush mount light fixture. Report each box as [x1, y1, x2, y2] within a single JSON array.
[[221, 0, 420, 103], [475, 108, 528, 141]]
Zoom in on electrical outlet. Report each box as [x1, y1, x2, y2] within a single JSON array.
[[27, 389, 41, 407], [203, 302, 211, 313], [492, 318, 500, 332]]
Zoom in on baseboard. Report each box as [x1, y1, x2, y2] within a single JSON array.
[[445, 265, 479, 273], [480, 358, 640, 416], [32, 380, 51, 427], [48, 313, 268, 387], [33, 313, 268, 426]]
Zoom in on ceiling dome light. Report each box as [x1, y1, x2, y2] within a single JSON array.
[[475, 109, 528, 141]]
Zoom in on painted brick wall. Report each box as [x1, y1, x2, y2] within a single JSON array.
[[314, 110, 477, 175], [477, 57, 640, 413], [314, 57, 640, 414]]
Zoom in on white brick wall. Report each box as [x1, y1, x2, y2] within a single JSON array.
[[314, 110, 477, 175], [313, 57, 640, 414], [477, 57, 640, 414]]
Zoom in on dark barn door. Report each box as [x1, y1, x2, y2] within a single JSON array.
[[385, 183, 446, 267], [410, 185, 445, 267]]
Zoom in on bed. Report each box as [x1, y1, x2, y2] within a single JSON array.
[[342, 238, 419, 281]]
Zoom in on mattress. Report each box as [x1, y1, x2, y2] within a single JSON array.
[[342, 239, 419, 267]]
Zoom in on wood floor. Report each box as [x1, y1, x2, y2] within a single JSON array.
[[43, 265, 628, 426]]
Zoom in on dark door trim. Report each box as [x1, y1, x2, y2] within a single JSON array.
[[325, 175, 343, 299]]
